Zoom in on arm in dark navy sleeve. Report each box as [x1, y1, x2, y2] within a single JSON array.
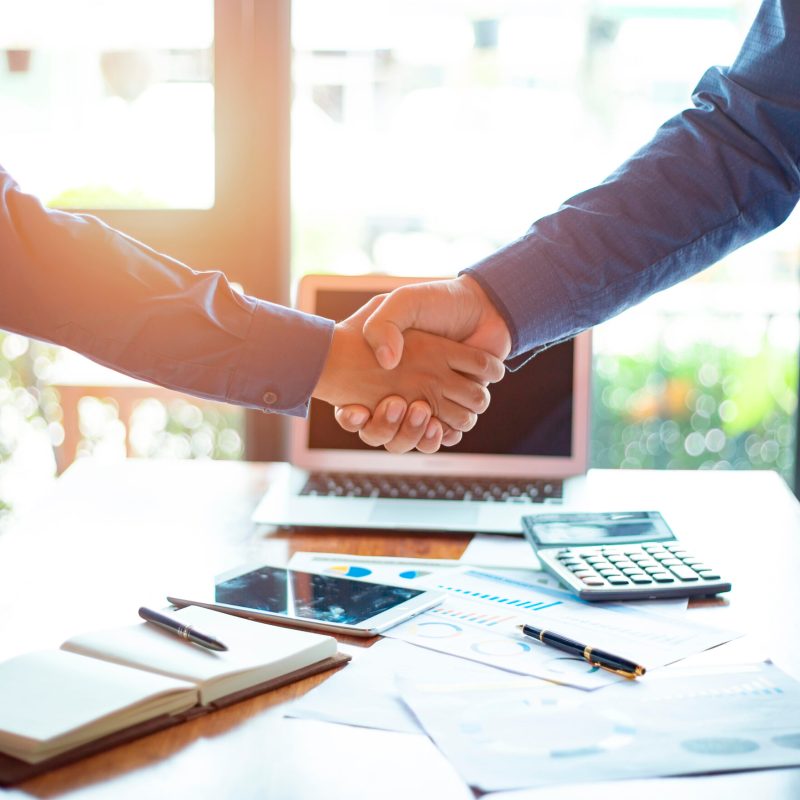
[[466, 0, 800, 363], [0, 165, 333, 416]]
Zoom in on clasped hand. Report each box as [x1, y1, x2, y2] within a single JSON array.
[[313, 276, 511, 453]]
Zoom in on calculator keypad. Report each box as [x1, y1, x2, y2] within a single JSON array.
[[538, 541, 731, 601]]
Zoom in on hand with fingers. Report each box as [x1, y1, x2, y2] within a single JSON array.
[[335, 395, 464, 455], [313, 294, 505, 446], [334, 275, 511, 453]]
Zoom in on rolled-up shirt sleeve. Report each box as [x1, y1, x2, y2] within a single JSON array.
[[465, 0, 800, 365], [0, 165, 333, 416]]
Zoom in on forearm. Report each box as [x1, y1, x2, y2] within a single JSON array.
[[0, 166, 333, 415], [468, 0, 800, 361]]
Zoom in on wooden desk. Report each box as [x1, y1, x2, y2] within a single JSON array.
[[1, 461, 799, 799]]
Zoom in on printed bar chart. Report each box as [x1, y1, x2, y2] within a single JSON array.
[[435, 584, 563, 612], [431, 605, 516, 627]]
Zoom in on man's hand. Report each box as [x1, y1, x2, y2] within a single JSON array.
[[334, 275, 511, 452], [364, 274, 512, 367], [335, 397, 463, 454], [313, 296, 504, 434]]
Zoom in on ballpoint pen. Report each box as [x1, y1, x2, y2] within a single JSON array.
[[138, 607, 228, 652], [517, 623, 645, 678]]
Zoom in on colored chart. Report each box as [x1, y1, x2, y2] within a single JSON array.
[[412, 621, 464, 639], [325, 565, 372, 578], [435, 583, 563, 612], [431, 604, 515, 628]]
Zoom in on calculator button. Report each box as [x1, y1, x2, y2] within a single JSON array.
[[581, 577, 606, 586], [635, 559, 659, 568], [571, 569, 595, 577], [670, 551, 690, 559], [596, 567, 617, 576], [682, 558, 703, 566], [629, 554, 650, 563], [649, 572, 676, 583], [620, 567, 643, 576], [607, 555, 629, 565], [670, 566, 700, 581], [628, 575, 654, 584], [583, 556, 606, 564], [561, 560, 583, 567], [606, 577, 631, 585], [697, 570, 721, 580], [659, 558, 681, 566], [643, 566, 665, 574]]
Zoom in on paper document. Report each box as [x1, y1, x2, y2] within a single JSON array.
[[459, 534, 540, 570], [289, 552, 686, 619], [385, 568, 737, 689], [286, 638, 530, 734], [399, 661, 800, 792], [288, 551, 461, 586]]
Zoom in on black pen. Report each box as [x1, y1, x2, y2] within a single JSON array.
[[138, 607, 228, 652], [518, 623, 645, 679]]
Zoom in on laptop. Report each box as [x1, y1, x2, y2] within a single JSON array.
[[251, 274, 592, 534]]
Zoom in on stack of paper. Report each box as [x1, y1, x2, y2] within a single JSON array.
[[383, 567, 735, 689], [398, 661, 800, 791], [285, 554, 800, 793]]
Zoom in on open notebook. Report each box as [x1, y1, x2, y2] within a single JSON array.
[[0, 606, 348, 782]]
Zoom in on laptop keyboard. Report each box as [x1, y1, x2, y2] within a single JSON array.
[[300, 472, 563, 503]]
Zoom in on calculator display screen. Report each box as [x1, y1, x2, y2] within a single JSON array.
[[526, 511, 676, 547], [214, 565, 423, 625]]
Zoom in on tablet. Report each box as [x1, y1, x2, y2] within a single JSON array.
[[167, 562, 442, 637]]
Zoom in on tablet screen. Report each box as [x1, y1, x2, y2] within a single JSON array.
[[214, 565, 424, 625]]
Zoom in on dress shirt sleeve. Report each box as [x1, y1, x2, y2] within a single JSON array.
[[0, 166, 333, 416], [465, 0, 800, 365]]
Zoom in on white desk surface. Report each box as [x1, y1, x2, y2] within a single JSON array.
[[0, 461, 798, 799]]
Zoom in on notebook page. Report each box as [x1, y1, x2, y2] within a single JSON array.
[[0, 650, 196, 763], [61, 606, 337, 704]]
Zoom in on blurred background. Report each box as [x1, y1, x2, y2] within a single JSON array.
[[0, 0, 797, 526]]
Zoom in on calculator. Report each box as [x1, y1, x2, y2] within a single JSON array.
[[522, 512, 732, 602]]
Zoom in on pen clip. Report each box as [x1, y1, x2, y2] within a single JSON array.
[[584, 646, 644, 679], [587, 660, 642, 679]]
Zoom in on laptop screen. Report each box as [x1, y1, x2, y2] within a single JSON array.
[[308, 288, 574, 457]]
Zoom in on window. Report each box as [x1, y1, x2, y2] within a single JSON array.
[[291, 0, 799, 487], [0, 0, 214, 210], [0, 0, 292, 505]]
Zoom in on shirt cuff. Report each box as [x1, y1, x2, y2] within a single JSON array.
[[462, 233, 576, 361], [227, 299, 334, 417]]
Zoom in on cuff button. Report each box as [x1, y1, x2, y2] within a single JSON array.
[[262, 390, 278, 405]]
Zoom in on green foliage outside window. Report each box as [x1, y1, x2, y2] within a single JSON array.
[[591, 331, 797, 477]]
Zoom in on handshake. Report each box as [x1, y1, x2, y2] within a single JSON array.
[[312, 274, 511, 454]]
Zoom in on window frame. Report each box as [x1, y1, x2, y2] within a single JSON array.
[[61, 0, 292, 460]]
